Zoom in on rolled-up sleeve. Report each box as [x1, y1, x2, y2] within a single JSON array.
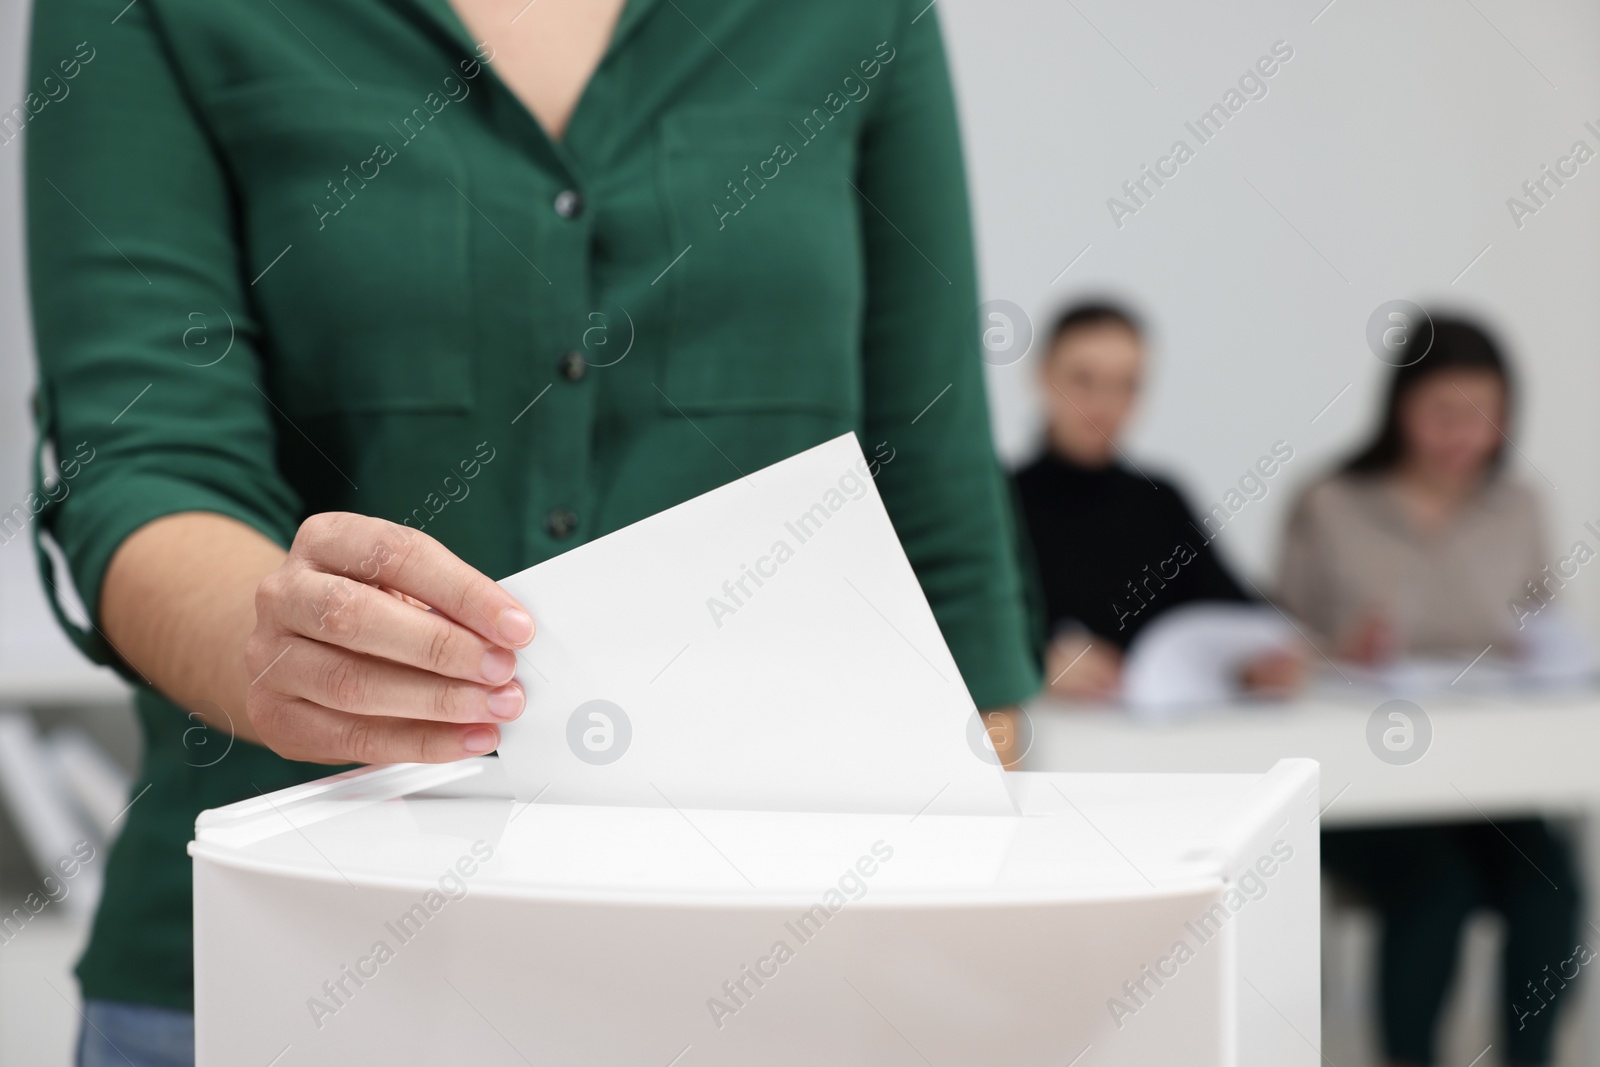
[[26, 0, 301, 669], [854, 2, 1040, 708]]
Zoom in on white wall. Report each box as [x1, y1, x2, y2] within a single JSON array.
[[945, 0, 1600, 635], [1, 0, 34, 507]]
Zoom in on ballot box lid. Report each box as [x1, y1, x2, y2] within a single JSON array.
[[191, 757, 1316, 907]]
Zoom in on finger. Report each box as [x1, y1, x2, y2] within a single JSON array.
[[272, 636, 525, 723], [253, 694, 499, 764], [292, 513, 533, 647], [287, 571, 518, 684]]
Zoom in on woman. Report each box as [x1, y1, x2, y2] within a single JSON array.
[[1277, 316, 1579, 1066], [26, 2, 1037, 1063]]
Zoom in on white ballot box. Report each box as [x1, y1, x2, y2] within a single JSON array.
[[190, 756, 1320, 1066]]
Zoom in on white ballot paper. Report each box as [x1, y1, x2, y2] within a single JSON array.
[[1122, 602, 1298, 718], [495, 433, 1015, 816]]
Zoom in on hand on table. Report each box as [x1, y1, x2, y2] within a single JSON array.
[[1338, 610, 1399, 666], [1239, 645, 1308, 697], [1044, 631, 1122, 700], [245, 513, 534, 765]]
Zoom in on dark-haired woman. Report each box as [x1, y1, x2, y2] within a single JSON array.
[[1277, 316, 1579, 1066]]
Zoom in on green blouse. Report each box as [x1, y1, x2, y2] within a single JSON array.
[[26, 0, 1038, 1010]]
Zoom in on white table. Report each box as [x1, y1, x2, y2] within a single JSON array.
[[1025, 688, 1600, 825], [1024, 686, 1600, 1064]]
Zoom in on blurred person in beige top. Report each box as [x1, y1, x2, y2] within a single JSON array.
[[1276, 315, 1576, 1067], [1279, 320, 1546, 665]]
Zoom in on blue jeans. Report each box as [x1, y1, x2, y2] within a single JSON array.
[[77, 1000, 194, 1067]]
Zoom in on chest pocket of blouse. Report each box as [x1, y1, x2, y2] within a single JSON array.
[[656, 105, 865, 417], [206, 84, 474, 420]]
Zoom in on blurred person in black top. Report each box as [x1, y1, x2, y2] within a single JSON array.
[[1013, 302, 1302, 699]]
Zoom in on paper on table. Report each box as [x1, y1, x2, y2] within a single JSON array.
[[1122, 602, 1298, 718], [495, 433, 1015, 816]]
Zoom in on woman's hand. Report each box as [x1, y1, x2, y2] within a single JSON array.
[[1239, 645, 1307, 696], [244, 512, 534, 764], [1044, 631, 1122, 700], [976, 707, 1026, 769], [1338, 610, 1398, 666]]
